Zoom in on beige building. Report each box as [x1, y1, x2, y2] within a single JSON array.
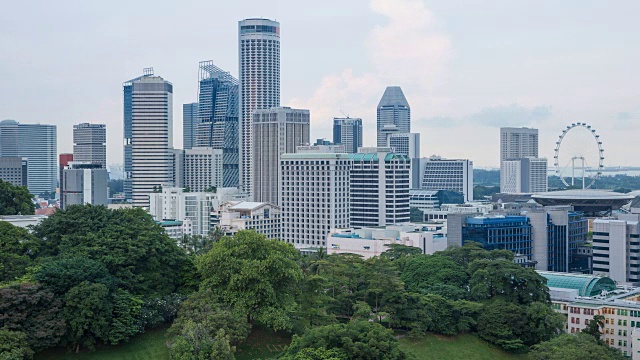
[[211, 201, 280, 240]]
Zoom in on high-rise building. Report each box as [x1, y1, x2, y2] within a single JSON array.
[[73, 123, 106, 168], [592, 215, 640, 284], [500, 127, 542, 193], [169, 148, 184, 189], [376, 86, 410, 147], [182, 103, 198, 150], [123, 68, 173, 207], [501, 157, 548, 193], [526, 206, 588, 273], [418, 156, 474, 202], [280, 146, 351, 250], [183, 147, 224, 192], [239, 18, 280, 196], [332, 117, 362, 153], [59, 153, 73, 208], [61, 163, 108, 209], [387, 133, 420, 158], [350, 147, 410, 228], [0, 157, 27, 187], [195, 61, 239, 187], [252, 107, 310, 204], [0, 119, 57, 195]]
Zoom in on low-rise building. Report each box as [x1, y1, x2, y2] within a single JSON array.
[[156, 220, 184, 240], [211, 201, 280, 240], [327, 223, 447, 259], [0, 215, 48, 228], [542, 271, 640, 359]]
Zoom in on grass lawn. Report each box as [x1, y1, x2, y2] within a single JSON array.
[[399, 334, 530, 360], [34, 325, 290, 360], [35, 327, 170, 360], [235, 326, 291, 360]]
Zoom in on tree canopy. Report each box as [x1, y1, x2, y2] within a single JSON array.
[[531, 333, 626, 360], [0, 179, 34, 216]]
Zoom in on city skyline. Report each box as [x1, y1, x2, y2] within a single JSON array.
[[1, 0, 639, 168]]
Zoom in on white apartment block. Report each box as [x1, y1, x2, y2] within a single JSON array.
[[183, 147, 223, 192], [593, 215, 640, 285], [239, 18, 280, 197], [501, 157, 548, 194], [211, 201, 280, 240], [350, 147, 410, 228], [418, 156, 474, 202], [280, 146, 352, 250], [387, 133, 420, 159], [500, 127, 539, 193], [327, 223, 447, 259], [252, 107, 310, 204], [148, 187, 244, 237]]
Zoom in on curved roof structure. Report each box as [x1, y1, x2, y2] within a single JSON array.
[[532, 189, 634, 212], [538, 271, 617, 297], [0, 119, 18, 126]]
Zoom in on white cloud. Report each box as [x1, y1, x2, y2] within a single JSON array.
[[289, 0, 452, 143]]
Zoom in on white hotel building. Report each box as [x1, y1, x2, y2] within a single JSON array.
[[280, 146, 351, 250]]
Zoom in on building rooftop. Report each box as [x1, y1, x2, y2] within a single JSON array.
[[228, 201, 273, 211], [538, 271, 617, 297]]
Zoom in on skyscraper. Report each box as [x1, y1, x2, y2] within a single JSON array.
[[350, 147, 411, 228], [418, 156, 474, 202], [376, 86, 410, 147], [500, 127, 545, 193], [182, 103, 198, 150], [332, 117, 363, 153], [61, 163, 108, 209], [239, 18, 281, 196], [123, 68, 173, 207], [195, 61, 239, 187], [252, 107, 310, 204], [73, 123, 106, 168], [0, 119, 57, 195]]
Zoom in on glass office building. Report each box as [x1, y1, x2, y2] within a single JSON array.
[[463, 216, 533, 260]]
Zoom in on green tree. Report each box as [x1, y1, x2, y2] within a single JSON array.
[[477, 300, 563, 352], [108, 289, 143, 345], [0, 180, 34, 216], [32, 205, 191, 298], [401, 255, 468, 293], [281, 321, 414, 360], [0, 328, 34, 360], [167, 290, 250, 346], [290, 348, 346, 360], [583, 314, 605, 342], [0, 222, 39, 283], [437, 242, 513, 270], [0, 284, 65, 352], [530, 333, 626, 360], [63, 281, 112, 352], [468, 259, 550, 305], [197, 231, 302, 330], [32, 257, 115, 295], [380, 244, 422, 272], [364, 256, 405, 323], [168, 324, 234, 360]]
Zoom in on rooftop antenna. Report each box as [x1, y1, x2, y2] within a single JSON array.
[[340, 110, 349, 118], [143, 67, 154, 76]]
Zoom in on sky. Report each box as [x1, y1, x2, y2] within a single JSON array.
[[1, 0, 639, 169]]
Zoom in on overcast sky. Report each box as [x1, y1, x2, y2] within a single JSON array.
[[1, 0, 639, 168]]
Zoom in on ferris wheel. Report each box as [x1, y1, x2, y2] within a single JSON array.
[[553, 122, 604, 189]]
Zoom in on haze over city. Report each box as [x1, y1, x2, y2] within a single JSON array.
[[1, 0, 639, 168]]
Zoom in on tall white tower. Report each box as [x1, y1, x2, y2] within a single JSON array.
[[123, 69, 173, 208], [238, 18, 281, 198], [73, 123, 106, 168]]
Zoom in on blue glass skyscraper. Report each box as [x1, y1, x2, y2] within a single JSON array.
[[195, 61, 239, 187]]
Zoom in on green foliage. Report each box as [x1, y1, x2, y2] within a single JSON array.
[[0, 179, 34, 216], [197, 231, 302, 331], [289, 348, 346, 360], [473, 169, 501, 186], [63, 281, 112, 351], [32, 205, 191, 298], [167, 290, 250, 347], [0, 328, 34, 360], [137, 294, 185, 330], [477, 301, 564, 352], [474, 185, 501, 200], [108, 289, 143, 345], [582, 314, 604, 342], [32, 257, 116, 295], [469, 259, 550, 305], [0, 283, 65, 352], [0, 222, 39, 283], [281, 321, 415, 360], [437, 242, 514, 270], [168, 324, 235, 360], [401, 255, 468, 294], [530, 333, 626, 360]]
